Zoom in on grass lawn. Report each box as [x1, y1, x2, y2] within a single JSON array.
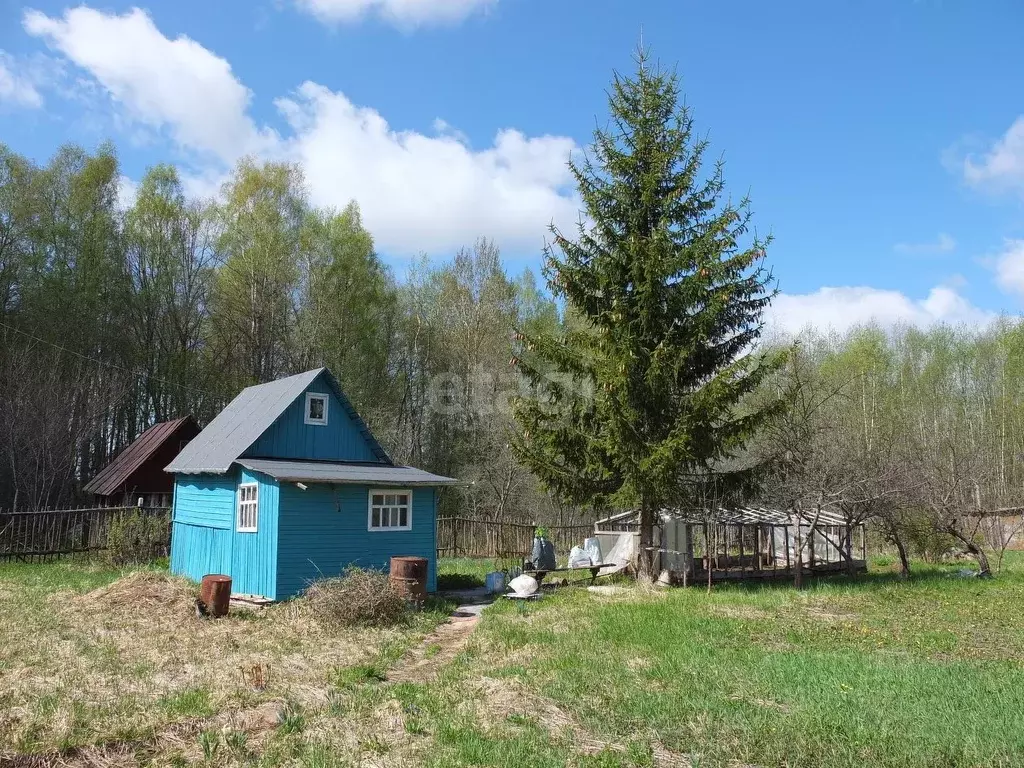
[[431, 553, 1024, 768], [2, 555, 1024, 766], [437, 557, 495, 590], [0, 559, 455, 766]]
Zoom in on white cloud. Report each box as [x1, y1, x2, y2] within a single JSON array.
[[766, 285, 996, 336], [295, 0, 497, 27], [433, 117, 469, 144], [23, 7, 274, 160], [180, 169, 229, 203], [993, 239, 1024, 297], [0, 51, 44, 108], [116, 174, 139, 210], [894, 232, 956, 255], [23, 6, 579, 255], [963, 116, 1024, 193], [276, 83, 578, 252]]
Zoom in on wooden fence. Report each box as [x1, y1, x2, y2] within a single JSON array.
[[0, 506, 171, 562], [2, 508, 593, 563], [436, 516, 593, 560]]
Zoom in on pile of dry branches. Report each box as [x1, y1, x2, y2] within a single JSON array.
[[305, 568, 409, 628]]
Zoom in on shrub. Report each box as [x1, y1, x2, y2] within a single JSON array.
[[437, 572, 484, 590], [305, 567, 409, 627], [105, 511, 169, 566], [900, 510, 957, 562]]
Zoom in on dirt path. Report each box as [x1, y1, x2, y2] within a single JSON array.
[[388, 596, 489, 683]]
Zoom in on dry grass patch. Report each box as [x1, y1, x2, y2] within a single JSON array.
[[389, 616, 479, 684], [0, 567, 446, 759], [471, 676, 691, 766], [474, 676, 577, 737], [625, 656, 653, 672], [708, 604, 773, 621], [801, 605, 859, 623], [298, 697, 421, 766]]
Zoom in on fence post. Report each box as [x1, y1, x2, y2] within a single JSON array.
[[81, 509, 91, 551]]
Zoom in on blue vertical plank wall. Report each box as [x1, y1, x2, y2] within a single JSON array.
[[276, 483, 437, 599], [242, 373, 380, 463], [169, 473, 235, 582], [229, 467, 280, 599]]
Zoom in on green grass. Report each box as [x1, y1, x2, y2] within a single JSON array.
[[437, 557, 495, 590], [452, 554, 1024, 767], [0, 558, 166, 594], [158, 687, 214, 719], [6, 554, 1024, 766]]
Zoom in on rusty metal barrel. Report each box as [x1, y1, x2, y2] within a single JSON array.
[[199, 574, 232, 617], [389, 556, 428, 604]]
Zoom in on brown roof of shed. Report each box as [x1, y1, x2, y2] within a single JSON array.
[[84, 416, 199, 497]]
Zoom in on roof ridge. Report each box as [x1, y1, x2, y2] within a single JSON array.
[[239, 367, 324, 390]]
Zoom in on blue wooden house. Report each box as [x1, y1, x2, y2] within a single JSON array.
[[165, 368, 458, 600]]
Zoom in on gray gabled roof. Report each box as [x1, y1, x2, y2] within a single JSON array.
[[237, 459, 462, 486], [166, 368, 391, 474]]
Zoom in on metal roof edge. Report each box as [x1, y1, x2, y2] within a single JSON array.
[[165, 467, 231, 475], [234, 458, 464, 486]]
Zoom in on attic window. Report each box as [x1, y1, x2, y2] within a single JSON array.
[[305, 392, 328, 426]]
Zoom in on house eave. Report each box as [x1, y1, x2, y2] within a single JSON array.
[[235, 458, 464, 487]]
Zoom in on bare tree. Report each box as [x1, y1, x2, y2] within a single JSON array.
[[0, 334, 127, 510]]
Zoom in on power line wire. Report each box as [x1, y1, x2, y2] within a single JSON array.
[[0, 318, 215, 397], [0, 247, 307, 400], [0, 236, 312, 400]]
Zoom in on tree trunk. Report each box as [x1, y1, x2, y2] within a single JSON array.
[[893, 535, 911, 580], [947, 527, 992, 577], [844, 522, 856, 576], [637, 498, 655, 583], [877, 516, 911, 579]]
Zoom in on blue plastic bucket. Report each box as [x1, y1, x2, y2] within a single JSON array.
[[485, 571, 507, 594]]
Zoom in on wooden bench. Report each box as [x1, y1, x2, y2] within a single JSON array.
[[524, 562, 618, 585]]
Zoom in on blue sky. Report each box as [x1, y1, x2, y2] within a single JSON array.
[[1, 0, 1023, 333]]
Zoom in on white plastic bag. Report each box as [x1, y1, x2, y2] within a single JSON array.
[[507, 574, 538, 596], [569, 545, 591, 568], [583, 536, 603, 566]]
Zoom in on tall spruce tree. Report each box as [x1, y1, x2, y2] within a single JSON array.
[[512, 49, 783, 579]]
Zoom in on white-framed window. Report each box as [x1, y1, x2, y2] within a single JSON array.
[[305, 392, 328, 426], [368, 489, 412, 531], [237, 483, 259, 532]]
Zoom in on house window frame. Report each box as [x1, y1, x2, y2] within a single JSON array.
[[367, 489, 413, 532], [304, 392, 329, 426], [237, 482, 259, 533]]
